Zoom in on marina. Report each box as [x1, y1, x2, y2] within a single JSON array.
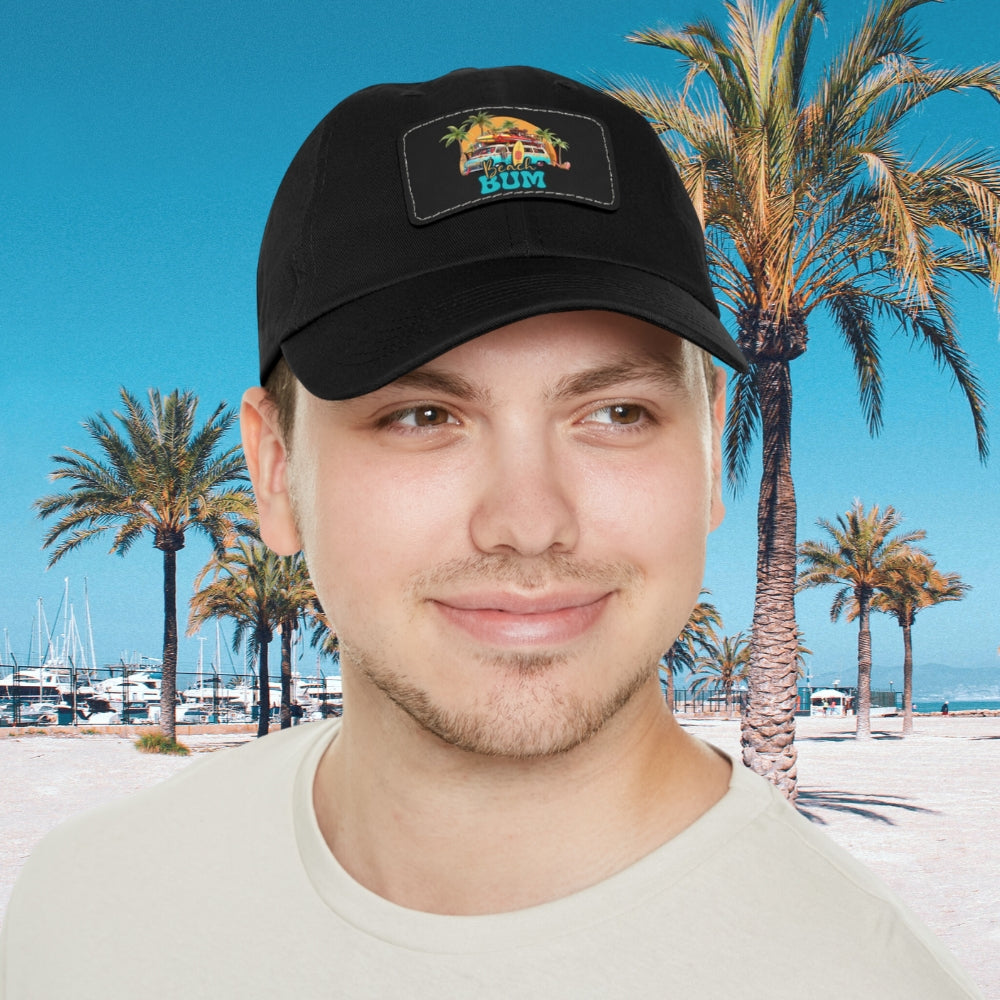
[[0, 581, 343, 727]]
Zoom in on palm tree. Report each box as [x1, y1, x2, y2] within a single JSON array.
[[603, 0, 999, 796], [550, 136, 570, 167], [869, 552, 969, 735], [794, 629, 813, 684], [797, 501, 925, 739], [439, 124, 469, 147], [661, 591, 722, 708], [462, 111, 496, 139], [35, 388, 252, 740], [310, 606, 340, 658], [189, 539, 317, 736], [690, 629, 751, 716], [533, 126, 569, 165], [273, 554, 317, 729]]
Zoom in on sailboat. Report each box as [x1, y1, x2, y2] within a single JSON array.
[[0, 579, 100, 723]]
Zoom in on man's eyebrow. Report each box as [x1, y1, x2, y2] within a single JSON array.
[[546, 356, 689, 402], [388, 368, 493, 403]]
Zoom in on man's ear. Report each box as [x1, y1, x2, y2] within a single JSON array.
[[708, 366, 727, 533], [241, 387, 302, 555]]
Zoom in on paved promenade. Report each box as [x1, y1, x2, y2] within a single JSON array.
[[2, 714, 997, 996]]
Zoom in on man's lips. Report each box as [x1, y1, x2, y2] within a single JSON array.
[[431, 591, 612, 645]]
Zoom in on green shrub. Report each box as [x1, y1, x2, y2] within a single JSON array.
[[135, 731, 190, 755]]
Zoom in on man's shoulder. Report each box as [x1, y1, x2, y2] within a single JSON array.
[[690, 760, 982, 997], [15, 721, 334, 887], [2, 722, 338, 995], [720, 760, 915, 912]]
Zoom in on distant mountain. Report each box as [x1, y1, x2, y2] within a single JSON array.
[[809, 663, 1000, 700]]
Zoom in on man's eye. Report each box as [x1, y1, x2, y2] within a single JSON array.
[[587, 404, 645, 425], [395, 406, 458, 427]]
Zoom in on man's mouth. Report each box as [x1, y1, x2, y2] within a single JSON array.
[[431, 591, 612, 645]]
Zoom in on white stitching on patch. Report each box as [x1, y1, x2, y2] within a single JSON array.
[[401, 106, 617, 222]]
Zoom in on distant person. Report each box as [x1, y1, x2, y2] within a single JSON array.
[[1, 66, 984, 998], [942, 701, 950, 715]]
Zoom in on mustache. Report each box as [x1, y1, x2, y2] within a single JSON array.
[[408, 552, 643, 594]]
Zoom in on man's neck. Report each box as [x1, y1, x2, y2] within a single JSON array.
[[312, 676, 730, 915]]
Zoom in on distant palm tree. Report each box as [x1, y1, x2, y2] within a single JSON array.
[[189, 539, 317, 736], [35, 388, 252, 739], [797, 501, 925, 738], [690, 630, 751, 716], [661, 591, 721, 708], [869, 552, 969, 735], [604, 0, 999, 798], [794, 629, 813, 684]]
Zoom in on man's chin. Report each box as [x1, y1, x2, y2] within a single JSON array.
[[376, 663, 653, 760]]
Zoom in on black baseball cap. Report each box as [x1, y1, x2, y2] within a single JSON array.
[[257, 65, 746, 399]]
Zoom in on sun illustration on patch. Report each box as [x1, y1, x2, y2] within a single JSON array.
[[440, 113, 570, 194]]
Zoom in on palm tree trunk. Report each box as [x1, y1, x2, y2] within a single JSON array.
[[160, 548, 178, 741], [856, 595, 873, 739], [280, 622, 292, 730], [901, 619, 914, 737], [740, 358, 800, 801], [663, 653, 676, 712], [257, 632, 271, 738]]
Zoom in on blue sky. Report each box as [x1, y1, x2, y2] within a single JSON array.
[[2, 0, 998, 686]]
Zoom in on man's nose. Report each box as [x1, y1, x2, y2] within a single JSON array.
[[468, 432, 579, 557]]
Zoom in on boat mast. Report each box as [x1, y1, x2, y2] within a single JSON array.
[[84, 578, 98, 685], [214, 621, 221, 683], [36, 598, 43, 667], [62, 577, 71, 665], [197, 634, 205, 694]]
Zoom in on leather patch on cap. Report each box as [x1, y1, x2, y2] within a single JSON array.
[[400, 107, 618, 224]]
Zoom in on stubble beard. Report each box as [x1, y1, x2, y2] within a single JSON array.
[[340, 553, 662, 759]]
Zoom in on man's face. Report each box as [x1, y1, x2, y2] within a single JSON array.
[[247, 311, 726, 758]]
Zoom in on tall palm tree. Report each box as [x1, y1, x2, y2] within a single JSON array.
[[869, 552, 969, 735], [661, 591, 722, 708], [690, 629, 751, 716], [35, 388, 252, 740], [797, 501, 925, 738], [603, 0, 999, 797], [189, 539, 317, 737]]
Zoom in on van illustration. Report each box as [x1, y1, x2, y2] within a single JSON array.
[[440, 114, 570, 176]]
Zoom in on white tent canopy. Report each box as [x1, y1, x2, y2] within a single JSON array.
[[811, 688, 848, 700]]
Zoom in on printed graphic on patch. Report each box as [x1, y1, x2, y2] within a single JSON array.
[[400, 107, 617, 224]]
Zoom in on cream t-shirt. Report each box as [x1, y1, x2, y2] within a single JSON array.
[[0, 721, 984, 999]]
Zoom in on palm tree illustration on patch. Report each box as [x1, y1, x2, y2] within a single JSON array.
[[440, 113, 571, 177]]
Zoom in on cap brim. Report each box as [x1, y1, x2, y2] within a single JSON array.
[[281, 256, 747, 399]]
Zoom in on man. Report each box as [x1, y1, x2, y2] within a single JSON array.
[[1, 66, 983, 998]]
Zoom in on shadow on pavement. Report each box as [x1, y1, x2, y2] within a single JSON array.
[[797, 789, 940, 826], [797, 733, 903, 743]]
